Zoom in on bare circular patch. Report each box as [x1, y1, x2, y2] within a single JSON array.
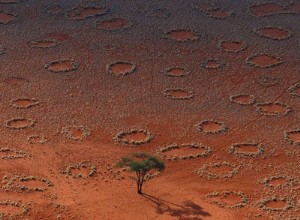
[[254, 27, 292, 40], [0, 11, 17, 24], [285, 2, 300, 14], [165, 29, 199, 42], [195, 161, 241, 179], [146, 8, 170, 19], [10, 98, 39, 109], [45, 59, 79, 73], [4, 77, 29, 86], [27, 135, 49, 144], [3, 175, 53, 192], [287, 83, 300, 97], [163, 88, 194, 100], [191, 2, 214, 12], [257, 76, 280, 87], [95, 18, 132, 31], [258, 197, 293, 211], [201, 59, 225, 69], [256, 102, 291, 116], [0, 148, 28, 160], [106, 61, 136, 76], [62, 126, 91, 141], [4, 118, 35, 130], [230, 94, 256, 105], [114, 129, 153, 145], [164, 67, 190, 77], [285, 129, 300, 146], [206, 9, 233, 19], [155, 143, 212, 160], [0, 0, 20, 3], [250, 3, 284, 17], [46, 32, 70, 42], [206, 191, 248, 209], [63, 161, 96, 178], [66, 6, 108, 20], [229, 142, 264, 157], [46, 5, 64, 16], [246, 54, 283, 68], [0, 201, 29, 219], [260, 176, 293, 189], [29, 39, 61, 48], [0, 45, 6, 55], [218, 40, 247, 53], [196, 120, 227, 134]]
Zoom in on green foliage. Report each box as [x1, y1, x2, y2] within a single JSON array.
[[116, 152, 165, 194]]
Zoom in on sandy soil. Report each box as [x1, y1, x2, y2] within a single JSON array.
[[0, 0, 299, 219]]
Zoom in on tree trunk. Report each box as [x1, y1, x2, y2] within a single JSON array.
[[137, 177, 144, 194]]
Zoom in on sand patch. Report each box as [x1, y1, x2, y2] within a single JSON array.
[[163, 88, 194, 100], [285, 130, 300, 146], [164, 67, 190, 77], [261, 176, 293, 189], [5, 118, 35, 130], [62, 126, 91, 141], [250, 3, 284, 17], [196, 120, 227, 134], [146, 8, 170, 18], [0, 0, 20, 3], [258, 197, 293, 211], [95, 18, 132, 31], [10, 98, 39, 109], [257, 76, 280, 87], [192, 2, 214, 11], [287, 83, 300, 97], [218, 40, 247, 53], [0, 11, 17, 24], [46, 32, 70, 41], [246, 54, 283, 68], [0, 45, 5, 55], [229, 143, 264, 157], [165, 29, 199, 42], [45, 59, 79, 73], [4, 77, 29, 85], [285, 2, 300, 13], [256, 102, 291, 116], [254, 27, 292, 40], [206, 9, 232, 19], [206, 191, 248, 209], [155, 143, 212, 160], [0, 148, 28, 160], [66, 6, 108, 20], [0, 201, 29, 219], [106, 61, 136, 76], [195, 161, 241, 179], [201, 59, 225, 69], [230, 94, 256, 105], [63, 161, 96, 179], [29, 39, 61, 48], [3, 175, 53, 192], [251, 2, 300, 16], [47, 5, 64, 16], [27, 135, 49, 144], [114, 129, 153, 145]]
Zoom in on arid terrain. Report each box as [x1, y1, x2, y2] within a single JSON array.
[[0, 0, 299, 219]]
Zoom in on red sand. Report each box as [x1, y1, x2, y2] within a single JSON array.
[[0, 0, 299, 219]]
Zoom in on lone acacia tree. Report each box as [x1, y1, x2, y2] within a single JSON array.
[[116, 152, 165, 194]]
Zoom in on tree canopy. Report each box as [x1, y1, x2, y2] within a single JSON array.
[[116, 152, 165, 194]]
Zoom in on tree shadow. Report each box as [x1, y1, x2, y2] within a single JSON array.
[[142, 193, 211, 220]]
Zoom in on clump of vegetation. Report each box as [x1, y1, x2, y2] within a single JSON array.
[[116, 153, 165, 194]]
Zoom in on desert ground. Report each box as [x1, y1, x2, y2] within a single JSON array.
[[0, 0, 299, 219]]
